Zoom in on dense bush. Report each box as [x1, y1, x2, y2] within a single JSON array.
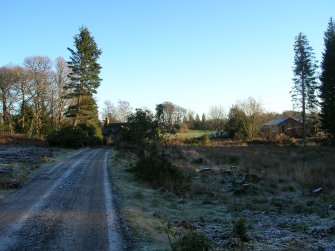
[[118, 109, 189, 193], [116, 109, 159, 153], [183, 134, 211, 145], [129, 147, 189, 194], [77, 123, 103, 146], [47, 124, 102, 148]]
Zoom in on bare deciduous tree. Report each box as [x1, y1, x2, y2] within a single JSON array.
[[117, 100, 133, 122], [102, 99, 118, 123], [208, 105, 226, 131], [236, 97, 264, 139], [24, 56, 52, 135], [0, 66, 19, 132], [52, 57, 70, 129], [155, 101, 188, 132]]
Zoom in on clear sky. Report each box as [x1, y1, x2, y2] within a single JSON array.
[[1, 0, 335, 116]]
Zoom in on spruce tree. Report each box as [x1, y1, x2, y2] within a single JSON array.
[[64, 26, 102, 126], [319, 18, 335, 142], [291, 33, 318, 145], [201, 113, 206, 130]]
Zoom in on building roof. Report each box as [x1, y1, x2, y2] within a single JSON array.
[[261, 117, 301, 127], [102, 122, 127, 135], [262, 118, 288, 126]]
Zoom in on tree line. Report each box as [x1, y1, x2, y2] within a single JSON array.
[[0, 26, 103, 147], [103, 18, 335, 143], [0, 56, 70, 136], [103, 97, 293, 140], [1, 18, 335, 145]]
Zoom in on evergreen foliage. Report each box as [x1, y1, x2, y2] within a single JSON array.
[[64, 26, 102, 127], [225, 106, 247, 139], [47, 125, 87, 148], [129, 147, 187, 193], [172, 231, 214, 251], [118, 109, 160, 154], [291, 33, 319, 144], [320, 18, 335, 141], [47, 123, 102, 148], [118, 109, 189, 194]]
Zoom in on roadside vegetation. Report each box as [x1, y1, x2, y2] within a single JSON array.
[[109, 105, 335, 250], [110, 142, 335, 250], [115, 109, 190, 195]]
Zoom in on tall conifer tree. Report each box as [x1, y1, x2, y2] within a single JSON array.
[[320, 18, 335, 142], [65, 26, 102, 126], [291, 33, 318, 145]]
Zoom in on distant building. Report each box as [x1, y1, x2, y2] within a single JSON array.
[[102, 118, 126, 144], [260, 117, 302, 137]]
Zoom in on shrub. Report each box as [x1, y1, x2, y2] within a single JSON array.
[[179, 123, 190, 133], [116, 109, 159, 153], [77, 123, 103, 145], [47, 125, 86, 148], [47, 124, 102, 148], [172, 231, 214, 251], [233, 218, 247, 239], [129, 147, 189, 194], [183, 134, 211, 145], [200, 134, 210, 145], [119, 109, 190, 193], [233, 217, 248, 250]]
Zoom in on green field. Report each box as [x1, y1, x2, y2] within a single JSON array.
[[171, 130, 213, 139]]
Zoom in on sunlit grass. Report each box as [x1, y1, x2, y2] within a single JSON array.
[[174, 130, 213, 139], [163, 130, 214, 144]]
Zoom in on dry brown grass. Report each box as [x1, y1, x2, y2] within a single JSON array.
[[111, 146, 335, 250], [0, 133, 46, 146], [187, 145, 335, 192]]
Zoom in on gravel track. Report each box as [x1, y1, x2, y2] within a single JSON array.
[[0, 148, 123, 251]]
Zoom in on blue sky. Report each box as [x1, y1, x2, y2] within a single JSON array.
[[1, 1, 335, 116]]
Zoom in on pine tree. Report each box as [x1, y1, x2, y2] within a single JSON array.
[[319, 18, 335, 142], [201, 113, 206, 130], [64, 26, 102, 126], [194, 114, 201, 130], [291, 33, 319, 145]]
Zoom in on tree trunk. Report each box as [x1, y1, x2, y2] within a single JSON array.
[[302, 74, 306, 147]]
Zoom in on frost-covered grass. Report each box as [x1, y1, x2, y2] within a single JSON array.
[[195, 145, 335, 191], [109, 146, 335, 250], [0, 146, 72, 189]]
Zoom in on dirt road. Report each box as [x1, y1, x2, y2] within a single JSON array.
[[0, 148, 124, 251]]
